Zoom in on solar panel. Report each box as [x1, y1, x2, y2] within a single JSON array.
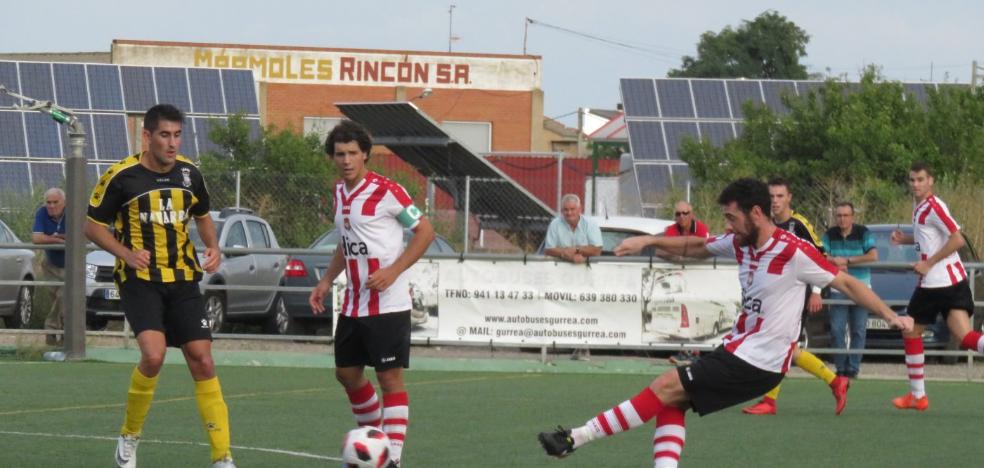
[[154, 67, 192, 111], [620, 79, 659, 117], [30, 162, 65, 189], [761, 81, 797, 115], [670, 164, 691, 190], [726, 80, 763, 118], [92, 114, 130, 160], [188, 68, 225, 114], [0, 111, 26, 156], [24, 111, 62, 158], [795, 81, 823, 98], [626, 121, 666, 160], [178, 118, 198, 159], [0, 61, 19, 107], [691, 80, 731, 118], [194, 117, 227, 155], [221, 69, 258, 114], [0, 162, 31, 192], [19, 62, 55, 103], [636, 164, 671, 195], [903, 83, 933, 105], [86, 64, 124, 111], [53, 63, 90, 110], [662, 122, 699, 161], [655, 79, 695, 118], [59, 113, 95, 159], [121, 66, 157, 112]]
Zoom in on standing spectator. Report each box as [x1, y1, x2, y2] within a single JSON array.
[[743, 177, 848, 416], [544, 194, 602, 264], [823, 202, 878, 378], [664, 201, 709, 238], [32, 187, 66, 345], [663, 201, 709, 366]]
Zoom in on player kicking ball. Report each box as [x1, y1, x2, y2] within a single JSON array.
[[537, 178, 912, 467]]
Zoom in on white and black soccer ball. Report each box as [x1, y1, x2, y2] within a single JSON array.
[[341, 426, 391, 468]]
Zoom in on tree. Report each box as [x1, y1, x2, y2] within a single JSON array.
[[669, 10, 810, 79]]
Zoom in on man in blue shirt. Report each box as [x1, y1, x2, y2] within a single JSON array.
[[823, 202, 878, 378], [544, 194, 602, 264], [32, 188, 67, 345]]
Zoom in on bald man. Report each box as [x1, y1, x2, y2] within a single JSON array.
[[663, 201, 709, 238], [32, 188, 67, 343]]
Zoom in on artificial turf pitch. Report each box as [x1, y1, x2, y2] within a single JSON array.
[[0, 357, 980, 467]]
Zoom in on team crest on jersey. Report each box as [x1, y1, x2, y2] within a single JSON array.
[[344, 217, 351, 230], [181, 167, 192, 188]]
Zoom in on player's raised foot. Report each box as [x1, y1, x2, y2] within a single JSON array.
[[211, 456, 236, 468], [115, 434, 140, 468], [741, 399, 776, 415], [830, 375, 850, 415], [892, 393, 929, 411], [385, 460, 400, 468], [538, 426, 576, 458]]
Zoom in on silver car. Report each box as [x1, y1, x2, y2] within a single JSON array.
[[0, 218, 36, 328], [85, 208, 286, 333]]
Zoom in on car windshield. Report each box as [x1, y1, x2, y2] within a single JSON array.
[[187, 221, 224, 250], [871, 228, 918, 263]]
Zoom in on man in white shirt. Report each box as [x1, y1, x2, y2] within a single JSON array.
[[890, 161, 982, 411], [538, 178, 912, 467], [544, 194, 602, 264]]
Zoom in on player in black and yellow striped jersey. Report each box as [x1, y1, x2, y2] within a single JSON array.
[[84, 104, 235, 468], [742, 177, 849, 416]]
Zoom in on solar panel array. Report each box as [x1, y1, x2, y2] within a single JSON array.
[[620, 78, 946, 209], [0, 60, 260, 193]]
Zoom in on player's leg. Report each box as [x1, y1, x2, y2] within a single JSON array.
[[368, 311, 412, 467], [948, 280, 983, 354], [894, 287, 936, 410], [653, 406, 687, 468], [170, 282, 233, 465], [335, 313, 383, 429], [115, 279, 168, 468], [793, 348, 849, 415]]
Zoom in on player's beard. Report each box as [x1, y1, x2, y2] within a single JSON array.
[[735, 218, 759, 247]]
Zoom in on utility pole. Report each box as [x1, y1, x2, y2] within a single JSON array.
[[0, 84, 87, 360], [448, 4, 456, 53], [523, 17, 532, 55], [973, 60, 981, 88]]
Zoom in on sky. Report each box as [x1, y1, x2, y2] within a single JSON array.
[[3, 0, 981, 126]]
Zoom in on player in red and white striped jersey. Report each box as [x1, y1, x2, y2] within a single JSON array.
[[309, 120, 434, 468], [538, 178, 912, 467], [889, 161, 982, 411]]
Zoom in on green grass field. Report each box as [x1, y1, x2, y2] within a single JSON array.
[[1, 357, 981, 467]]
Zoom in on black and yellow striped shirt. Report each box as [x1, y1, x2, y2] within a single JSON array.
[[87, 154, 210, 284]]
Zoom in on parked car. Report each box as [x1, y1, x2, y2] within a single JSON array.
[[0, 219, 35, 328], [85, 208, 286, 333], [805, 224, 983, 353], [277, 228, 456, 334], [537, 215, 676, 256]]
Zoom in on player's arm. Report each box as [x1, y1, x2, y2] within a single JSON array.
[[84, 219, 149, 270], [828, 272, 913, 332], [890, 229, 914, 245], [614, 235, 712, 259], [367, 217, 435, 291], [310, 246, 345, 314], [194, 215, 221, 273]]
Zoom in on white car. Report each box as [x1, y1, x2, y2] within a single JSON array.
[[0, 219, 36, 329]]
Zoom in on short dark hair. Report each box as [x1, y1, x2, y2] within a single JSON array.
[[718, 178, 771, 215], [835, 202, 855, 214], [326, 120, 372, 155], [767, 177, 791, 192], [910, 161, 934, 177], [143, 104, 184, 132]]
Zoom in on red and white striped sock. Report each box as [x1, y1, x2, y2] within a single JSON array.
[[571, 387, 664, 448], [346, 381, 381, 427], [653, 406, 686, 468], [382, 391, 409, 463], [904, 337, 926, 398], [960, 331, 984, 354]]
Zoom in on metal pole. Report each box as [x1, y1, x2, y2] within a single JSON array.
[[973, 61, 979, 88], [448, 4, 456, 53], [426, 177, 435, 216], [556, 153, 564, 212], [463, 176, 471, 254], [235, 170, 241, 209], [523, 18, 530, 55], [63, 123, 87, 360]]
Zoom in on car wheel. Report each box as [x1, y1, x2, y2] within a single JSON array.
[[8, 286, 33, 328], [205, 292, 227, 334], [265, 295, 305, 335]]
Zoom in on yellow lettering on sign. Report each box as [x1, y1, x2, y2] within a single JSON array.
[[194, 49, 213, 67], [317, 59, 332, 80], [248, 56, 267, 78]]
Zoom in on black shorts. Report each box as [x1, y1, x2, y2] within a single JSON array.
[[907, 280, 975, 325], [677, 346, 784, 416], [119, 278, 211, 347], [334, 311, 411, 371]]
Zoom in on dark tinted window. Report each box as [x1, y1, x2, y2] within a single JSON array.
[[224, 222, 247, 248]]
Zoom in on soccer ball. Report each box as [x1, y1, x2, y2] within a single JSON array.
[[341, 426, 391, 468]]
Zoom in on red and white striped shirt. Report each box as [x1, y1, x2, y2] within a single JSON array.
[[705, 229, 838, 373], [913, 195, 965, 288], [333, 172, 422, 317]]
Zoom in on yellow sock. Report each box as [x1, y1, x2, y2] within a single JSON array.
[[795, 350, 837, 385], [121, 367, 158, 436], [764, 384, 782, 400], [195, 377, 232, 462]]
